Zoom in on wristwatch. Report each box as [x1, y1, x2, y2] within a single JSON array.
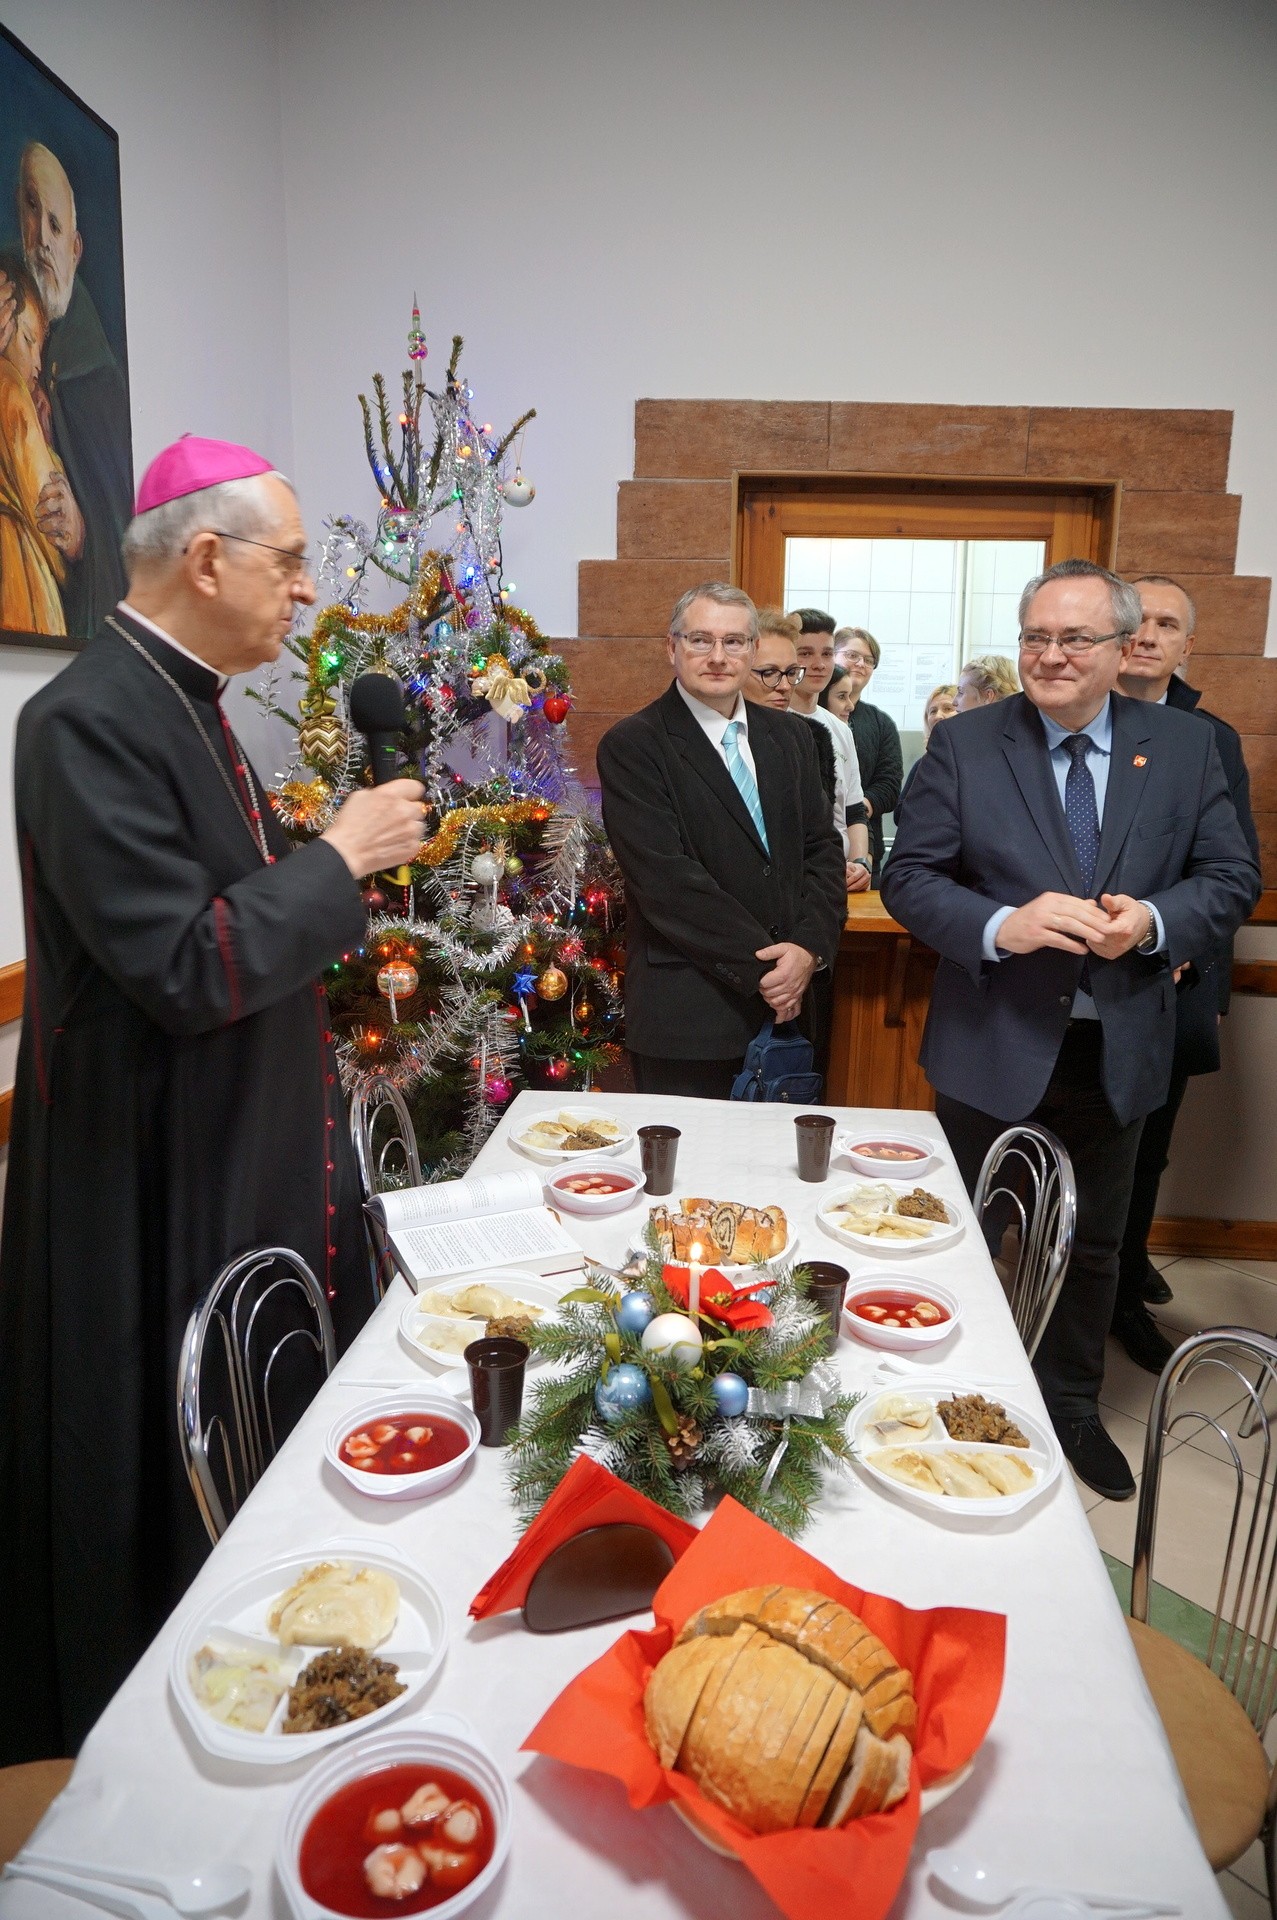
[[1136, 906, 1159, 954], [850, 857, 872, 873]]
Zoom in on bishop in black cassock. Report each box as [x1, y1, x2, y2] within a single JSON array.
[[0, 437, 426, 1760]]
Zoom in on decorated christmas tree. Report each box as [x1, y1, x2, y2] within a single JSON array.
[[256, 306, 625, 1176]]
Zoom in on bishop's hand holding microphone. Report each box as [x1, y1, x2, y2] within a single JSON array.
[[320, 673, 425, 880]]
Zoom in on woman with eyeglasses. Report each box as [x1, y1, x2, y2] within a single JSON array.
[[825, 629, 903, 884], [746, 610, 870, 894]]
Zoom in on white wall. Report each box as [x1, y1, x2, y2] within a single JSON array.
[[276, 0, 1277, 635], [0, 0, 293, 960]]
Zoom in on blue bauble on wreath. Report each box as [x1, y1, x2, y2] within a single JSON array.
[[594, 1362, 652, 1425], [710, 1371, 749, 1419], [616, 1290, 655, 1337]]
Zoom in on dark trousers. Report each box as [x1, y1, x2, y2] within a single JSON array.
[[1115, 1067, 1190, 1314], [936, 1022, 1146, 1420], [629, 1052, 742, 1100]]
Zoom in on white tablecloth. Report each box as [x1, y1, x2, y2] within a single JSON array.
[[1, 1093, 1223, 1919]]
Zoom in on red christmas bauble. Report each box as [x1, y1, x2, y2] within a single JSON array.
[[546, 1057, 570, 1080], [542, 693, 571, 725]]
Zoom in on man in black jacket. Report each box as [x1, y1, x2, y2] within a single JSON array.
[[597, 583, 847, 1099], [1110, 575, 1260, 1368]]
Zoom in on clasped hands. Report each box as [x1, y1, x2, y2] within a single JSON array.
[[755, 941, 817, 1024], [996, 891, 1152, 961]]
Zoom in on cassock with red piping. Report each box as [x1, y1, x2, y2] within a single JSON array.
[[0, 608, 370, 1760]]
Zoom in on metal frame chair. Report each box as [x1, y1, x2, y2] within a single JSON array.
[[177, 1247, 336, 1544], [1131, 1327, 1277, 1905], [971, 1123, 1076, 1359], [349, 1072, 423, 1301]]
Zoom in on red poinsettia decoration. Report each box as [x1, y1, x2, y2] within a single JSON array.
[[661, 1263, 774, 1331]]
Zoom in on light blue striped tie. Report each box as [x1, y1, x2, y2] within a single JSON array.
[[723, 719, 769, 851]]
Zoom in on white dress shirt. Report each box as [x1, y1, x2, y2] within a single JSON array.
[[675, 681, 758, 780]]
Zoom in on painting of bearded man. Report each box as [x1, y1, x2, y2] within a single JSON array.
[[0, 25, 132, 647]]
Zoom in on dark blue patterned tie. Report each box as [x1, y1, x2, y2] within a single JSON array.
[[1062, 733, 1099, 994]]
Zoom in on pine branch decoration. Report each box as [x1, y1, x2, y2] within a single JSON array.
[[507, 1258, 859, 1538]]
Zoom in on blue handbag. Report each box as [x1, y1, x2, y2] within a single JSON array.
[[730, 1018, 823, 1103]]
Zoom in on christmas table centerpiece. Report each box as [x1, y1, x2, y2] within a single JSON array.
[[508, 1240, 860, 1537]]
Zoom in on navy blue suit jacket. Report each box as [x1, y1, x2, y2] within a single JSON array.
[[880, 691, 1261, 1126]]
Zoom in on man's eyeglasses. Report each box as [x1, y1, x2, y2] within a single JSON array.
[[751, 664, 806, 687], [1019, 630, 1125, 658], [211, 531, 313, 578], [672, 629, 755, 656]]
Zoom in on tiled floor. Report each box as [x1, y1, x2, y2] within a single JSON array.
[[1086, 1253, 1277, 1918]]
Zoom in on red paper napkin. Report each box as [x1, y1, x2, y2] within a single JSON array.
[[469, 1456, 699, 1619], [524, 1497, 1005, 1920]]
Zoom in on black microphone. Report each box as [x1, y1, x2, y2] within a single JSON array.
[[349, 673, 411, 883], [349, 672, 407, 785]]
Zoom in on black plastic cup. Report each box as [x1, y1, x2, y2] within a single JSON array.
[[794, 1113, 836, 1182], [804, 1261, 850, 1355], [464, 1336, 530, 1446], [638, 1124, 681, 1197]]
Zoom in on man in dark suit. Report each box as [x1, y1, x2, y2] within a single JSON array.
[[882, 558, 1259, 1500], [1110, 575, 1260, 1367], [597, 582, 847, 1099]]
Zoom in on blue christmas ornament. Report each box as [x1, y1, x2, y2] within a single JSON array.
[[594, 1362, 652, 1426], [711, 1372, 749, 1419], [616, 1290, 655, 1337]]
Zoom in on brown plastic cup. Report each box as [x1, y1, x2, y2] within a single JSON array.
[[464, 1335, 530, 1446], [803, 1261, 850, 1355], [638, 1124, 681, 1196], [794, 1113, 836, 1182]]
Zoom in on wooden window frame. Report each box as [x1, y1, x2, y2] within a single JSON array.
[[734, 473, 1122, 611]]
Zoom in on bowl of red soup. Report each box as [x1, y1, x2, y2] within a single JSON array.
[[279, 1720, 511, 1920], [836, 1130, 939, 1180], [325, 1394, 480, 1502], [546, 1159, 644, 1217], [843, 1273, 961, 1352]]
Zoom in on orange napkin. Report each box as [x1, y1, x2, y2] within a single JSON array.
[[524, 1497, 1005, 1920], [469, 1456, 699, 1619]]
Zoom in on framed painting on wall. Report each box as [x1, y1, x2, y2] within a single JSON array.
[[0, 22, 132, 651]]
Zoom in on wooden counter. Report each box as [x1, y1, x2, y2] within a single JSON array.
[[825, 893, 939, 1108]]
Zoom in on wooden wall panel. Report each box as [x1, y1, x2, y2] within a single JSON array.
[[827, 404, 1030, 476], [1239, 736, 1277, 815], [1187, 658, 1277, 740], [578, 559, 729, 638], [1174, 575, 1271, 655], [633, 400, 830, 480], [1115, 491, 1241, 575], [1026, 407, 1232, 491], [616, 481, 732, 560]]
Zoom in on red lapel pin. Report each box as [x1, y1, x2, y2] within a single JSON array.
[[1133, 755, 1147, 768]]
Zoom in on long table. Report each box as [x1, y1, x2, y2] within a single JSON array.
[[0, 1094, 1223, 1919]]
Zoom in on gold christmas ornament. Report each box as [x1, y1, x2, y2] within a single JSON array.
[[469, 653, 547, 724], [274, 776, 332, 832], [376, 960, 419, 1000], [298, 691, 347, 773], [536, 965, 569, 1002]]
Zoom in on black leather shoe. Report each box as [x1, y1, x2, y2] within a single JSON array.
[[1055, 1413, 1136, 1501], [1143, 1266, 1174, 1306], [1111, 1304, 1177, 1376]]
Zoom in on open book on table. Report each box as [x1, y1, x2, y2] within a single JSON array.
[[368, 1166, 585, 1289]]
